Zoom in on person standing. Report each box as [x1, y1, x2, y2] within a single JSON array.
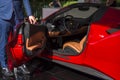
[[0, 0, 36, 77], [49, 0, 62, 8]]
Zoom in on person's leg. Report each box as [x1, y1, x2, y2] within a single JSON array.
[[0, 19, 13, 76], [0, 19, 11, 68], [14, 19, 22, 30]]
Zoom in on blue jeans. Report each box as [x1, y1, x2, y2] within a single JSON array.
[[0, 15, 15, 68]]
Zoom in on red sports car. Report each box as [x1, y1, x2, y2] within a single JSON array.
[[7, 3, 120, 80]]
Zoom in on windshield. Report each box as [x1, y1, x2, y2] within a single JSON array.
[[55, 6, 98, 19]]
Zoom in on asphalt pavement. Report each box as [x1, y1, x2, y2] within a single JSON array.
[[0, 58, 101, 80]]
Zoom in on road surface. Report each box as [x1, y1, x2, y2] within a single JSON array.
[[0, 58, 102, 80]]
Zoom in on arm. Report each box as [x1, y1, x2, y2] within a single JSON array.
[[23, 0, 36, 24]]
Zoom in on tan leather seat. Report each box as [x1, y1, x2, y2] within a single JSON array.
[[24, 23, 46, 52], [63, 36, 87, 53], [26, 31, 46, 51]]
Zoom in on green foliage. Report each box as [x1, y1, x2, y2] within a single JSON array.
[[63, 1, 77, 7]]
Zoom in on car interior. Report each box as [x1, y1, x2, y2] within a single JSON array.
[[23, 23, 47, 56], [22, 5, 107, 56], [44, 6, 107, 55]]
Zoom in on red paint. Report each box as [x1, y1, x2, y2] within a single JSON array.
[[7, 7, 120, 80]]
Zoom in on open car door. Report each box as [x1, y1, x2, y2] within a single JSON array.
[[23, 22, 47, 57], [7, 22, 47, 68]]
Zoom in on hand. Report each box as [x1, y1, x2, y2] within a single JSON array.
[[28, 15, 36, 24]]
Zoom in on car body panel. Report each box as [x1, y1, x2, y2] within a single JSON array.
[[7, 3, 120, 80], [83, 8, 120, 79], [40, 6, 120, 80]]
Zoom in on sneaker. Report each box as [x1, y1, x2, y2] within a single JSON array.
[[18, 64, 30, 74], [2, 68, 13, 77]]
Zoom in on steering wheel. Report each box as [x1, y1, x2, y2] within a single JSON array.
[[50, 15, 79, 36], [63, 15, 77, 33]]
